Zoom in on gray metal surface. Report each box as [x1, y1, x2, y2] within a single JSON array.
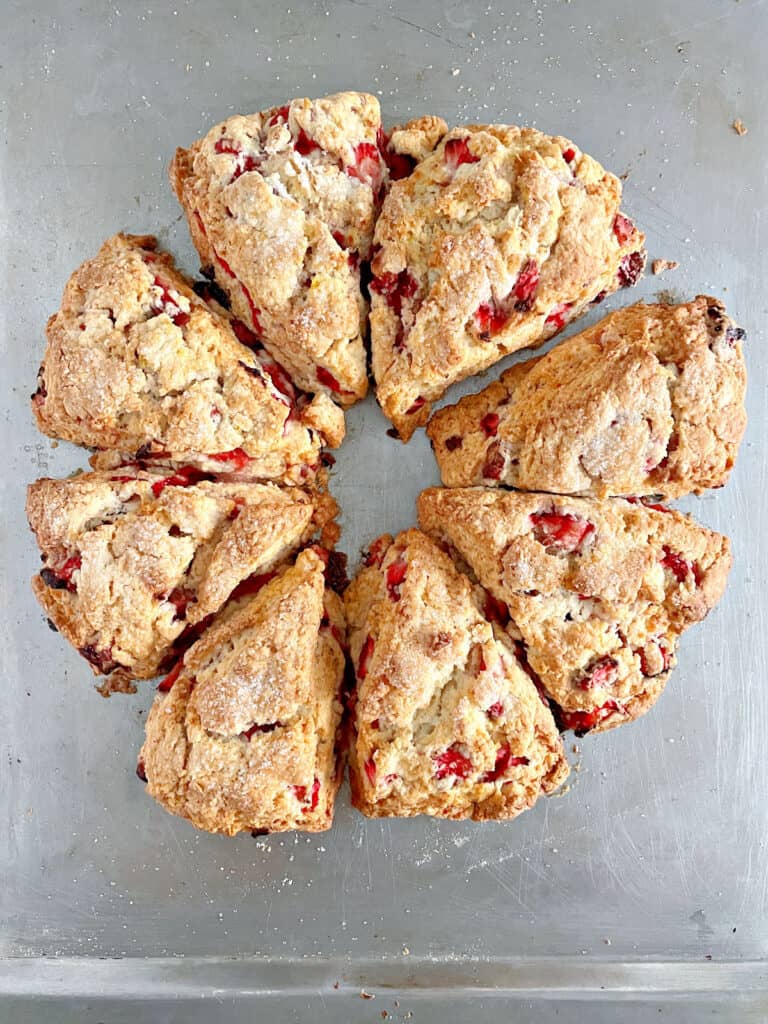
[[1, 0, 766, 1019]]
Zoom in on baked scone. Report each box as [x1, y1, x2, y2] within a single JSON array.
[[170, 91, 387, 405], [139, 549, 345, 835], [428, 296, 747, 499], [370, 124, 646, 440], [27, 469, 336, 683], [418, 489, 731, 735], [345, 529, 568, 819], [32, 234, 344, 484]]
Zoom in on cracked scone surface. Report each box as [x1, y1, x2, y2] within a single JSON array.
[[27, 469, 336, 681], [170, 91, 387, 405], [418, 489, 730, 734], [370, 123, 646, 440], [428, 296, 747, 499], [33, 234, 344, 483], [345, 529, 568, 819], [139, 549, 346, 835]]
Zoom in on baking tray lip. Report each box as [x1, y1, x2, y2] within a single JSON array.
[[1, 955, 767, 1000]]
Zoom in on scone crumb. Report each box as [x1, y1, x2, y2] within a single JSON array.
[[732, 118, 748, 136], [360, 989, 375, 999], [652, 259, 679, 275]]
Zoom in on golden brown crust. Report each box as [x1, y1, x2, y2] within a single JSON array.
[[370, 124, 646, 440], [139, 549, 345, 835], [345, 529, 568, 819], [32, 234, 344, 482], [417, 488, 731, 734], [27, 469, 336, 681], [428, 296, 747, 498], [170, 92, 387, 406]]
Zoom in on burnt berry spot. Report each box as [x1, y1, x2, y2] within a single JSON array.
[[136, 759, 148, 782], [40, 568, 68, 590], [445, 435, 463, 452], [193, 277, 231, 308], [79, 645, 116, 674]]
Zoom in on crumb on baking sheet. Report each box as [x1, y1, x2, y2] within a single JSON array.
[[360, 989, 375, 999], [732, 119, 748, 136], [652, 259, 679, 276]]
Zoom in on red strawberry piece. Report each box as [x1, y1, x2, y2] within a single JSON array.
[[530, 511, 595, 553], [229, 571, 278, 602], [482, 743, 529, 782], [577, 656, 619, 690], [346, 141, 384, 190], [364, 757, 377, 785], [486, 701, 504, 719], [369, 268, 419, 316], [660, 546, 696, 584], [41, 554, 82, 592], [151, 277, 191, 327], [267, 104, 290, 126], [556, 700, 623, 736], [79, 645, 115, 674], [136, 759, 147, 783], [209, 447, 252, 471], [358, 634, 374, 680], [444, 136, 480, 172], [613, 213, 635, 245], [445, 435, 463, 452], [513, 259, 540, 308], [377, 125, 416, 180], [618, 251, 644, 287], [545, 301, 573, 331], [482, 592, 510, 627], [370, 718, 380, 730], [481, 412, 499, 438], [562, 147, 576, 163], [292, 777, 321, 811], [405, 396, 426, 415], [231, 317, 262, 347], [151, 465, 208, 498], [109, 475, 137, 483], [386, 556, 408, 601], [482, 441, 506, 481], [433, 745, 473, 780], [241, 721, 281, 741], [591, 290, 607, 305], [239, 282, 263, 335], [295, 128, 320, 156], [316, 366, 353, 397], [214, 138, 259, 180], [58, 554, 82, 584], [158, 659, 184, 692], [362, 536, 389, 568], [166, 587, 193, 621], [259, 355, 297, 406], [474, 301, 510, 338]]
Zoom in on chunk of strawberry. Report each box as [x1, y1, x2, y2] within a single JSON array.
[[316, 366, 354, 397], [377, 126, 416, 180], [151, 465, 209, 498], [405, 396, 426, 415], [166, 587, 194, 621], [346, 141, 384, 191], [362, 536, 390, 569], [229, 571, 278, 602], [209, 448, 252, 471], [151, 277, 191, 327], [370, 268, 419, 316], [294, 128, 320, 156], [474, 301, 510, 339], [514, 259, 540, 308], [556, 700, 623, 736], [482, 743, 529, 782], [486, 701, 504, 719], [241, 721, 281, 741], [481, 412, 499, 438], [618, 251, 644, 287], [613, 212, 635, 245], [157, 659, 184, 692], [530, 511, 595, 553], [444, 136, 480, 172], [562, 147, 576, 163], [292, 777, 321, 811], [638, 638, 672, 677], [267, 104, 290, 126], [386, 556, 408, 601], [482, 441, 506, 481], [660, 546, 697, 584], [433, 745, 473, 780], [445, 435, 463, 452], [545, 301, 573, 331], [136, 759, 147, 783], [358, 634, 374, 680], [363, 757, 377, 785], [482, 592, 510, 627], [577, 655, 618, 690]]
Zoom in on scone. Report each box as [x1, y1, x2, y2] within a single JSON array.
[[32, 234, 344, 484], [428, 297, 747, 499], [170, 91, 386, 405], [371, 124, 646, 440], [418, 489, 730, 735], [139, 549, 345, 835], [345, 529, 568, 819], [27, 469, 336, 683]]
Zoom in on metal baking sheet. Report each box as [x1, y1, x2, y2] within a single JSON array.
[[1, 0, 766, 1019]]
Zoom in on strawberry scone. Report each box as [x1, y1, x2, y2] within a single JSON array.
[[27, 469, 337, 684], [32, 234, 343, 484], [370, 123, 646, 439], [428, 297, 747, 498], [139, 549, 345, 835], [345, 529, 568, 819], [170, 91, 388, 406], [418, 489, 731, 735]]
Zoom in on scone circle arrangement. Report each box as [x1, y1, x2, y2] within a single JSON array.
[[26, 91, 747, 838]]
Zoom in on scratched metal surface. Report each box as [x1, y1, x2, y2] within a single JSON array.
[[1, 0, 767, 1020]]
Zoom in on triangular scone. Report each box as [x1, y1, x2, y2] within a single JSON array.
[[33, 234, 343, 484], [371, 124, 646, 440], [418, 489, 731, 734], [26, 469, 336, 683], [139, 549, 345, 835], [345, 530, 568, 820], [170, 91, 387, 406], [428, 297, 747, 499]]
